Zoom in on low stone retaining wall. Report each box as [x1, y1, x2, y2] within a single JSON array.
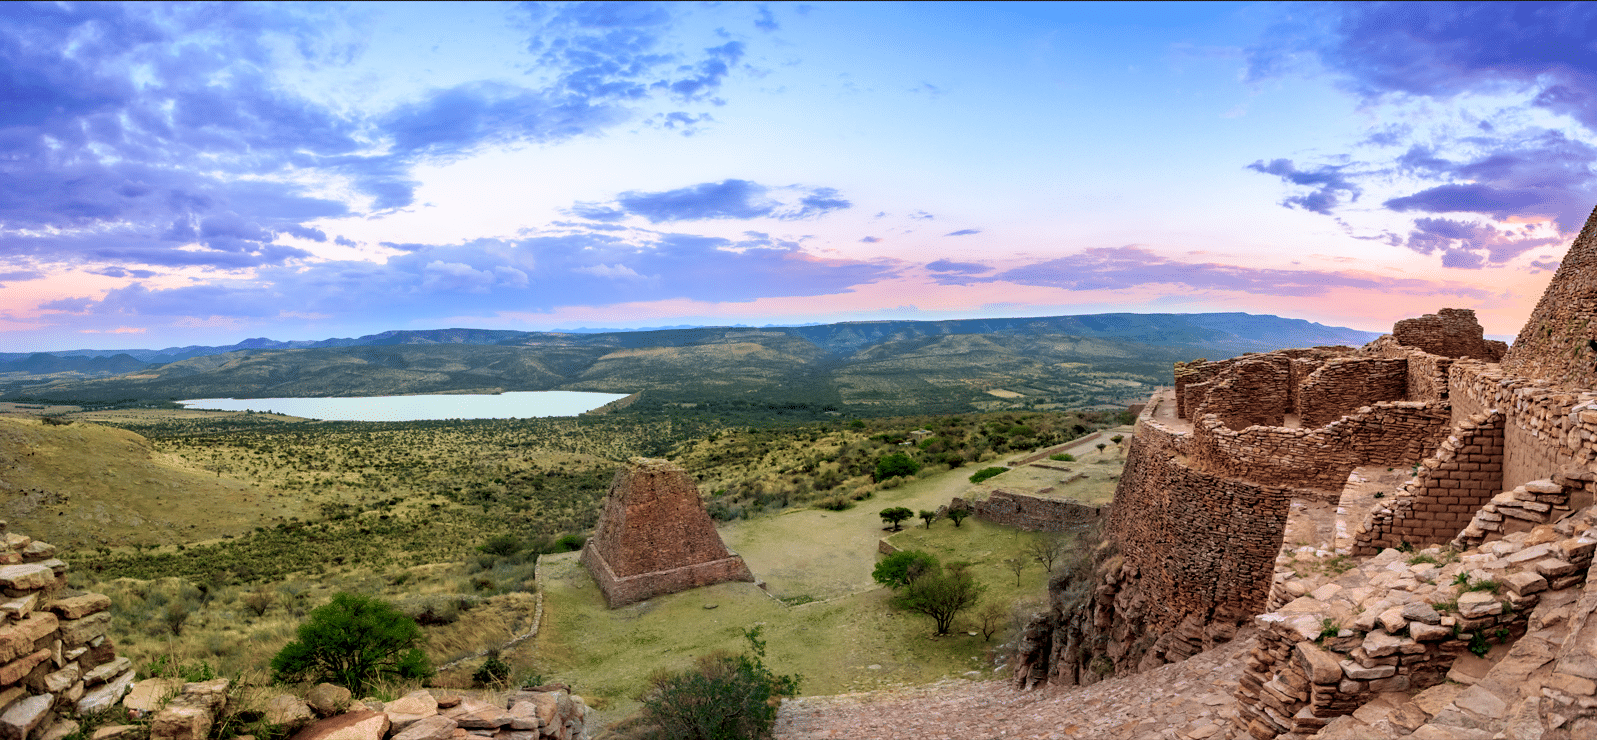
[[953, 491, 1104, 532]]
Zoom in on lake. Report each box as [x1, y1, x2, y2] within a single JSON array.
[[177, 391, 632, 421]]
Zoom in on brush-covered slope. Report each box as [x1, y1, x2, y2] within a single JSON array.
[[0, 416, 301, 548]]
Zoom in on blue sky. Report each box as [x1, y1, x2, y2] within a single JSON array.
[[3, 1, 1596, 350]]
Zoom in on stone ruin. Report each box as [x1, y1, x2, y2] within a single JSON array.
[[0, 522, 132, 740], [1011, 204, 1597, 737], [579, 458, 754, 608]]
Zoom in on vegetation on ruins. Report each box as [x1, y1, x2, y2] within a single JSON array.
[[968, 466, 1007, 484], [632, 627, 800, 740], [270, 592, 432, 694]]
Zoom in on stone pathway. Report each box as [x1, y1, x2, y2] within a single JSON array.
[[774, 627, 1251, 740]]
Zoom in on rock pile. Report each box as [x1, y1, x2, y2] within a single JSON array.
[[0, 522, 131, 740], [263, 685, 590, 740], [1238, 509, 1597, 739]]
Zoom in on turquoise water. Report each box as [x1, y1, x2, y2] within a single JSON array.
[[177, 391, 631, 421]]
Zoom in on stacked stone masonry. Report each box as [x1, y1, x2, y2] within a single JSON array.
[[580, 458, 754, 608], [0, 522, 130, 740], [1354, 411, 1506, 555]]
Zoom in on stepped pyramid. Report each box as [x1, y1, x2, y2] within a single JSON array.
[[1502, 203, 1597, 386], [579, 458, 754, 608]]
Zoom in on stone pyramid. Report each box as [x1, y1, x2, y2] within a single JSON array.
[[1501, 203, 1597, 387], [579, 457, 754, 608]]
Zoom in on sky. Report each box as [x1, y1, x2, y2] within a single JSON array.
[[3, 1, 1597, 351]]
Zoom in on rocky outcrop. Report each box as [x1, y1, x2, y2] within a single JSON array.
[[580, 458, 754, 608]]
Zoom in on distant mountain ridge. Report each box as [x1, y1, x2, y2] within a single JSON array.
[[1, 312, 1379, 364], [0, 313, 1383, 413]]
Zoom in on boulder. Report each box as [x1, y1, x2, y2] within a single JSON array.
[[57, 612, 111, 646], [91, 726, 137, 740], [124, 678, 181, 715], [288, 711, 389, 740], [1457, 591, 1503, 619], [0, 565, 54, 592], [179, 678, 231, 712], [150, 704, 213, 740], [265, 696, 315, 730], [306, 684, 352, 718], [392, 716, 457, 740], [383, 691, 438, 732], [37, 720, 77, 740]]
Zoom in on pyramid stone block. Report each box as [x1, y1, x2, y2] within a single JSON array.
[[579, 458, 754, 608]]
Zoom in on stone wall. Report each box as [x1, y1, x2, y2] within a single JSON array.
[[1189, 402, 1449, 493], [0, 523, 131, 740], [1500, 203, 1597, 386], [1193, 355, 1292, 429], [955, 491, 1104, 531], [1353, 411, 1505, 555], [1391, 307, 1508, 361], [1295, 357, 1409, 428]]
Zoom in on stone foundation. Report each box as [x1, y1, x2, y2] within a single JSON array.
[[579, 544, 753, 608]]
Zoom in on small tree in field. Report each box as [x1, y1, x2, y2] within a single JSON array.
[[976, 600, 1008, 641], [893, 566, 985, 635], [918, 509, 938, 529], [1096, 443, 1107, 454], [947, 507, 970, 527], [873, 550, 939, 589], [879, 507, 913, 531], [271, 592, 432, 695], [1004, 557, 1026, 586], [1025, 533, 1068, 573]]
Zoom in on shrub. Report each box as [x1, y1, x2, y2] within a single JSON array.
[[473, 650, 512, 687], [1048, 453, 1075, 462], [968, 467, 1007, 484], [555, 534, 586, 552], [874, 453, 921, 482], [478, 534, 522, 557], [918, 510, 938, 529], [636, 627, 800, 740], [872, 550, 939, 589], [270, 592, 432, 695], [947, 507, 970, 527]]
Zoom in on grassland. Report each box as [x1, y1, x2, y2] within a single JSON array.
[[0, 401, 1128, 732]]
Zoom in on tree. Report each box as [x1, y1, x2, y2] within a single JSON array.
[[918, 509, 938, 529], [1004, 557, 1026, 586], [893, 567, 985, 635], [947, 507, 970, 527], [637, 627, 800, 740], [874, 452, 922, 482], [879, 507, 913, 531], [872, 550, 939, 589], [1096, 443, 1107, 454], [1111, 435, 1124, 445], [976, 600, 1008, 642], [1025, 533, 1068, 573], [271, 592, 432, 694]]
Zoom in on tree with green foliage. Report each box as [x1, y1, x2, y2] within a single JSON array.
[[874, 452, 922, 482], [636, 626, 800, 740], [879, 506, 913, 531], [892, 564, 985, 635], [1096, 443, 1107, 454], [918, 509, 938, 529], [270, 592, 432, 694], [1111, 435, 1124, 444], [473, 650, 512, 687], [947, 507, 970, 527], [872, 549, 939, 589], [968, 466, 1007, 484]]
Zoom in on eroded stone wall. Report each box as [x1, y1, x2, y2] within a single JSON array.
[[1295, 357, 1408, 428], [1391, 308, 1507, 361]]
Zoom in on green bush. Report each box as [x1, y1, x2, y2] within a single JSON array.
[[1048, 453, 1075, 462], [874, 452, 921, 482], [636, 627, 800, 740], [872, 550, 939, 589], [892, 565, 985, 635], [270, 592, 432, 694], [968, 466, 1007, 484], [878, 507, 913, 531], [478, 534, 522, 557], [473, 650, 512, 687]]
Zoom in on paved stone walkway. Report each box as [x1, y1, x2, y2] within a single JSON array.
[[775, 628, 1252, 740]]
